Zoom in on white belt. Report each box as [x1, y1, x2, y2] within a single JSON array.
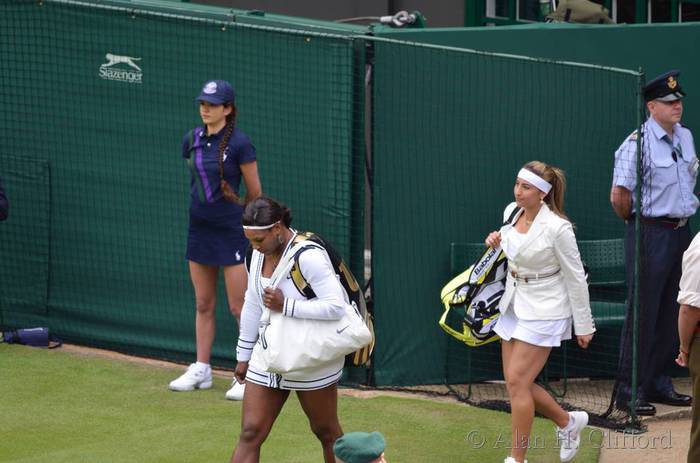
[[509, 269, 560, 283]]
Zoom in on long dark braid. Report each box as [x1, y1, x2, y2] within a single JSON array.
[[219, 105, 242, 204]]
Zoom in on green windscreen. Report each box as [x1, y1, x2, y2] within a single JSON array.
[[369, 37, 641, 427], [0, 156, 50, 326], [0, 0, 363, 365], [3, 0, 663, 430]]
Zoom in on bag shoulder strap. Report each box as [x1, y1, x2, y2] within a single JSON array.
[[288, 232, 327, 299], [289, 232, 367, 315], [503, 206, 522, 226]]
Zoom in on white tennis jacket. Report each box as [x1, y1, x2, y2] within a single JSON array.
[[498, 202, 596, 336]]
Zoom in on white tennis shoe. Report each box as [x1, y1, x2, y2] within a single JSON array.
[[225, 379, 246, 401], [504, 457, 527, 463], [168, 363, 213, 391], [557, 411, 588, 462]]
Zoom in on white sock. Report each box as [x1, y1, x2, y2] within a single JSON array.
[[563, 412, 576, 431], [194, 361, 210, 371]]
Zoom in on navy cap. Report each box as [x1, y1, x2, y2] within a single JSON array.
[[333, 432, 386, 463], [644, 70, 685, 102], [196, 80, 235, 105]]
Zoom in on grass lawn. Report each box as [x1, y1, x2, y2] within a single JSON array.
[[0, 344, 601, 462]]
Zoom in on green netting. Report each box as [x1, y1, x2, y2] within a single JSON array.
[[2, 0, 672, 431], [0, 0, 363, 366], [376, 22, 700, 133], [369, 37, 642, 428], [0, 156, 50, 326]]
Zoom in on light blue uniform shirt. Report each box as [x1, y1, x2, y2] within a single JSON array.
[[613, 116, 699, 218]]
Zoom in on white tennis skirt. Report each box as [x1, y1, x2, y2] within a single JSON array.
[[494, 306, 572, 347], [246, 344, 344, 391]]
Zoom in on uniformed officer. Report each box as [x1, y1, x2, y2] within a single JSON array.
[[611, 70, 698, 416]]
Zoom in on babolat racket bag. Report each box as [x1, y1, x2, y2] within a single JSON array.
[[439, 246, 507, 347]]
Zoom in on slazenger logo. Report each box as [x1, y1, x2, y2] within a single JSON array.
[[99, 53, 142, 84]]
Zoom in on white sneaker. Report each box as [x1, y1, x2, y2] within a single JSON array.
[[168, 363, 213, 391], [225, 379, 245, 401], [504, 457, 527, 463], [557, 411, 588, 462]]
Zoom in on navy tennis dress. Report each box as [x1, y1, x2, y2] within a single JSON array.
[[182, 126, 256, 266]]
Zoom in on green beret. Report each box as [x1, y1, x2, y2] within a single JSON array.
[[333, 432, 386, 463]]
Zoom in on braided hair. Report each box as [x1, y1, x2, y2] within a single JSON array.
[[219, 105, 241, 204]]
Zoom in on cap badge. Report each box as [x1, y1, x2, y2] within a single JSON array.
[[203, 82, 217, 94], [667, 76, 678, 90]]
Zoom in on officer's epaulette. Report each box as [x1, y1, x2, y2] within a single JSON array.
[[627, 128, 644, 142]]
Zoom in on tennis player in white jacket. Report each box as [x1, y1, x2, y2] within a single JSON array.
[[485, 161, 596, 463]]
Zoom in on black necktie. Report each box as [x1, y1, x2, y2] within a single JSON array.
[[665, 135, 680, 162], [673, 143, 682, 162]]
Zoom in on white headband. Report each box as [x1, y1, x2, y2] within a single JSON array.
[[517, 168, 552, 194], [242, 221, 280, 230]]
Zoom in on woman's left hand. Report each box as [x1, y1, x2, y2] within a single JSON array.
[[576, 334, 594, 349], [263, 287, 284, 312]]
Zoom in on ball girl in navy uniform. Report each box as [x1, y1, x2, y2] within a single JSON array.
[[169, 80, 262, 400]]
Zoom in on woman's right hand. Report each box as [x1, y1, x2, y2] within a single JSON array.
[[485, 231, 501, 249], [234, 361, 249, 384], [577, 333, 594, 349]]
